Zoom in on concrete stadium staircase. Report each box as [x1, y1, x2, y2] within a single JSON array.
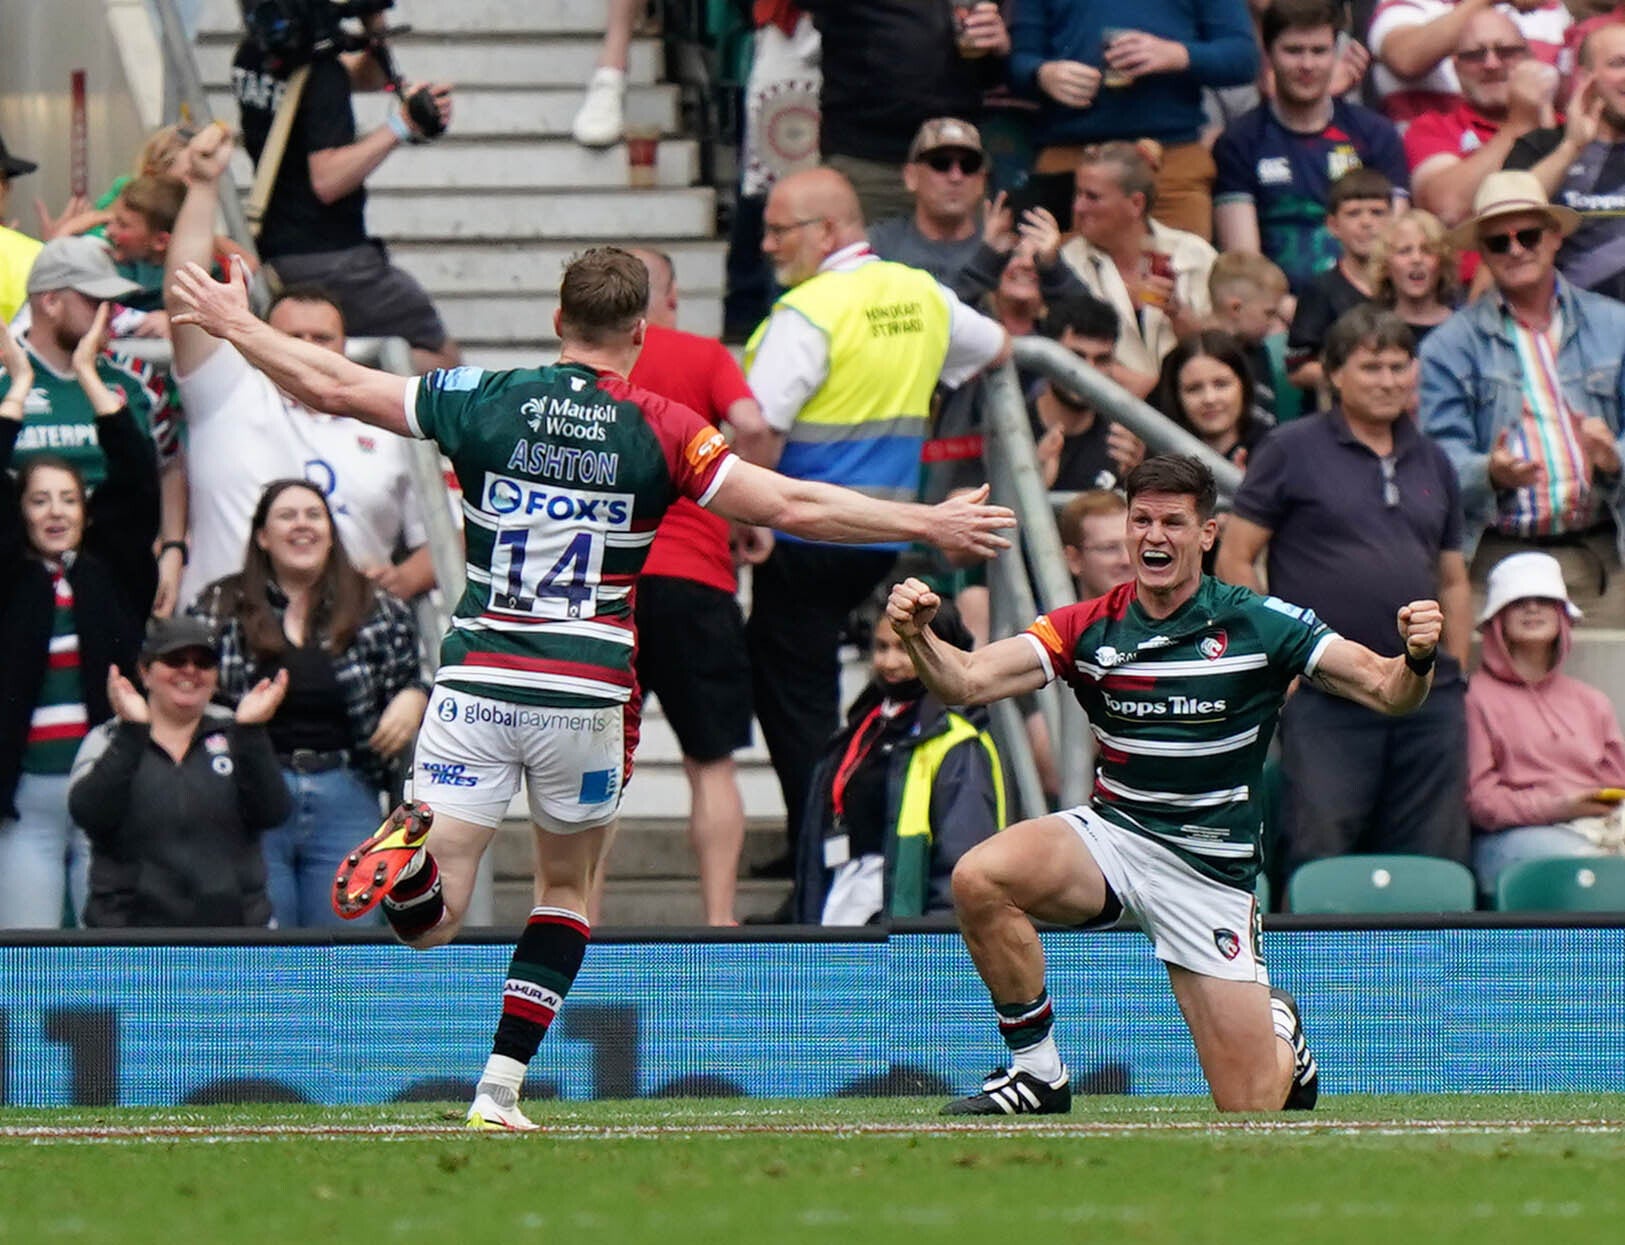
[[195, 0, 787, 925], [193, 0, 727, 366]]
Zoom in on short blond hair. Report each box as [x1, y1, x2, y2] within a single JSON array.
[[136, 124, 191, 177], [1208, 251, 1288, 306], [1057, 489, 1126, 548]]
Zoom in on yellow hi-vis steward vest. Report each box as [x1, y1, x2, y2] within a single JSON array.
[[746, 257, 951, 539], [889, 712, 1004, 917]]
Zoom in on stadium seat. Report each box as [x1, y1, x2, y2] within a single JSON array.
[[1495, 857, 1625, 913], [1286, 855, 1477, 914]]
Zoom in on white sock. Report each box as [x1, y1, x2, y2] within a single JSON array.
[[477, 1054, 527, 1107], [1270, 995, 1297, 1046], [1010, 1035, 1064, 1082]]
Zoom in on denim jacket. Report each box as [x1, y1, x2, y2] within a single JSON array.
[[1419, 276, 1625, 561]]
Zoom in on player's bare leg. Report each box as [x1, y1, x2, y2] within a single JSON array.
[[942, 815, 1113, 1115], [388, 811, 496, 948], [683, 755, 744, 925], [332, 802, 495, 947], [468, 819, 616, 1132], [576, 818, 620, 925], [952, 814, 1114, 997], [1167, 969, 1297, 1111]]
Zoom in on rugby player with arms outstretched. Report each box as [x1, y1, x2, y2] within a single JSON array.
[[888, 453, 1443, 1114], [172, 245, 1015, 1130]]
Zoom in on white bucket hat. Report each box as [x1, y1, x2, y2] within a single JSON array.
[[1477, 550, 1582, 626]]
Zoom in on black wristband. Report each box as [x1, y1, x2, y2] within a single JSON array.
[[159, 540, 189, 566], [1404, 649, 1435, 677]]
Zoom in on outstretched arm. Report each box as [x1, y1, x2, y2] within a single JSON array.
[[707, 463, 1015, 561], [171, 258, 412, 435], [1308, 599, 1442, 715], [166, 123, 235, 378], [886, 577, 1048, 706]]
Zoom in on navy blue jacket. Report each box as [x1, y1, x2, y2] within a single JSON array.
[[1011, 0, 1257, 147]]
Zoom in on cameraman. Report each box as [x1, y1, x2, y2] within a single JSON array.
[[232, 4, 459, 370]]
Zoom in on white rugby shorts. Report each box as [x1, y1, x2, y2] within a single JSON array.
[[1060, 805, 1268, 985], [412, 685, 627, 832]]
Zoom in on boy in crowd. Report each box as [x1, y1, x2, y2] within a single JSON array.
[[1208, 251, 1300, 425], [1057, 489, 1132, 601], [104, 175, 184, 315], [1286, 168, 1395, 394]]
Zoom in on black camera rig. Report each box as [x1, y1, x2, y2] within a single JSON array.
[[241, 0, 443, 137]]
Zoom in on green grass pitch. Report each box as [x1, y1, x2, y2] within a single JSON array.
[[2, 1095, 1622, 1244]]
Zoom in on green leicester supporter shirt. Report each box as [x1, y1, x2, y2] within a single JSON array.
[[0, 340, 176, 487]]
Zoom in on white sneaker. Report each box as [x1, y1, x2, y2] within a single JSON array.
[[572, 67, 626, 147], [466, 1092, 540, 1132]]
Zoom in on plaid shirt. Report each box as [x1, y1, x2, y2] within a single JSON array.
[[189, 578, 428, 792]]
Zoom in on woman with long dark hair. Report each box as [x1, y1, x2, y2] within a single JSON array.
[[190, 478, 428, 928], [1153, 329, 1264, 466], [0, 309, 157, 927]]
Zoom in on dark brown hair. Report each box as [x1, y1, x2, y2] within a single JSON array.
[[226, 479, 372, 659], [1327, 166, 1393, 213], [559, 247, 649, 344], [1154, 330, 1258, 450], [1124, 455, 1218, 521], [16, 455, 86, 556], [1322, 304, 1416, 374], [1261, 0, 1346, 50], [267, 283, 346, 325]]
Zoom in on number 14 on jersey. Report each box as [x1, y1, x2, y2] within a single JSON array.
[[491, 528, 602, 619]]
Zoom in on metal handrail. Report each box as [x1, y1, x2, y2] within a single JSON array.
[[1011, 335, 1244, 502], [149, 0, 257, 253], [981, 359, 1090, 814], [979, 340, 1250, 818]]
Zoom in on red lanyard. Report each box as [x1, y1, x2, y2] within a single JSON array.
[[830, 704, 891, 822]]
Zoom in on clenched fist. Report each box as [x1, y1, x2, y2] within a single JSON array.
[[1396, 599, 1443, 660], [887, 577, 942, 640]]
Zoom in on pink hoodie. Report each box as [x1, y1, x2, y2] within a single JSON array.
[[1466, 612, 1625, 832]]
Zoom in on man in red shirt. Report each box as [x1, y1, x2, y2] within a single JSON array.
[[1406, 6, 1558, 227], [1371, 0, 1570, 125], [626, 248, 776, 925]]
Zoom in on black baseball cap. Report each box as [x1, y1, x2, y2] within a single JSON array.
[[0, 132, 38, 180], [140, 616, 218, 663]]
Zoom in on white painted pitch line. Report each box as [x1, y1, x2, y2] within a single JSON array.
[[3, 1118, 1625, 1143]]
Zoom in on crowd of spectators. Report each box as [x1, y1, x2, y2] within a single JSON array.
[[5, 0, 1625, 928], [717, 0, 1625, 913]]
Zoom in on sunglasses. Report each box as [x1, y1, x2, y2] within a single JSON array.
[[154, 648, 219, 671], [921, 150, 984, 176], [1482, 225, 1548, 255], [1455, 43, 1529, 65]]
